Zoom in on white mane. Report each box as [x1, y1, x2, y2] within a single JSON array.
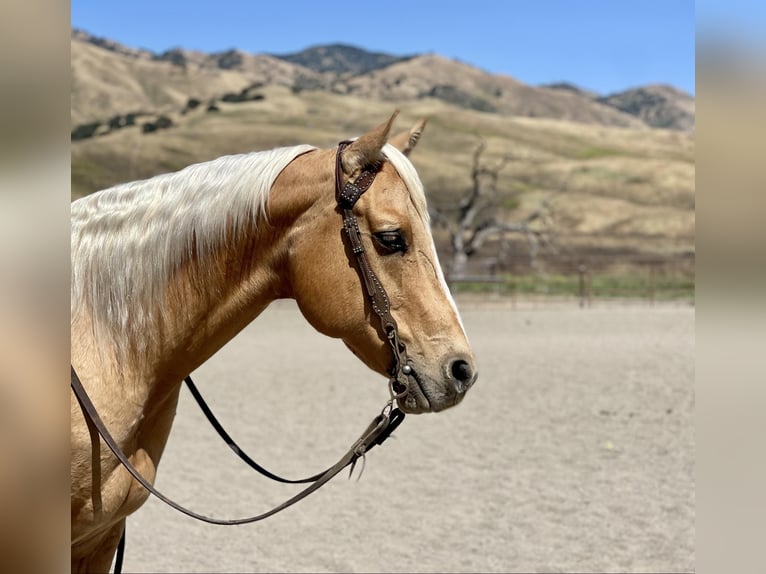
[[71, 145, 314, 355], [71, 141, 429, 362], [381, 143, 430, 224]]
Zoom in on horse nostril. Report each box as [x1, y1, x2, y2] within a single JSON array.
[[450, 359, 474, 391]]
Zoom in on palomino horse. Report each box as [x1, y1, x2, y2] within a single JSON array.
[[71, 113, 477, 572]]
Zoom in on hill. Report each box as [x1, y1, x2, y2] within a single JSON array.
[[274, 43, 412, 75], [71, 30, 694, 131], [598, 85, 695, 131], [70, 31, 695, 276], [71, 30, 323, 125]]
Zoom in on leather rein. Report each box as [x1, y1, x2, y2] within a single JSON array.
[[70, 142, 412, 539]]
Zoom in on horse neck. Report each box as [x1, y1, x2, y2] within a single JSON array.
[[71, 148, 334, 405], [150, 216, 286, 385], [145, 150, 334, 386]]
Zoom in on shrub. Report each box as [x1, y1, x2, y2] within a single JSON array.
[[155, 115, 173, 129], [221, 89, 265, 103], [71, 122, 101, 141]]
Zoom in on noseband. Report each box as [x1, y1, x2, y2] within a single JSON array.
[[70, 142, 414, 571], [335, 140, 412, 398]]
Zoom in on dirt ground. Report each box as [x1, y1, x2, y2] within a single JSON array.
[[119, 299, 694, 573]]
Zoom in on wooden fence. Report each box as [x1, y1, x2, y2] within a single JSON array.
[[446, 255, 695, 306]]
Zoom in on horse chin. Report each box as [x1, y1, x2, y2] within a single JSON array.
[[341, 341, 468, 414], [395, 369, 462, 414], [395, 382, 431, 414]]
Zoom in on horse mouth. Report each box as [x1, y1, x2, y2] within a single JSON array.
[[393, 361, 473, 414], [395, 369, 432, 414]]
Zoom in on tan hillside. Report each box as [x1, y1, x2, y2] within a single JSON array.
[[72, 39, 248, 124], [70, 30, 694, 278], [71, 31, 684, 131], [342, 54, 645, 128], [598, 84, 696, 131], [71, 33, 323, 125], [71, 85, 694, 269]]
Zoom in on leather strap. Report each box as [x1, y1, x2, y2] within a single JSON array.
[[183, 375, 325, 484], [114, 526, 125, 574], [335, 142, 410, 396], [71, 366, 403, 526]]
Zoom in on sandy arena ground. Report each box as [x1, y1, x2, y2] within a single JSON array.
[[119, 299, 694, 573]]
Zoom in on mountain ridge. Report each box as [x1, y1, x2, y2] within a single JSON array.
[[71, 29, 694, 131], [70, 30, 695, 270], [273, 43, 414, 76]]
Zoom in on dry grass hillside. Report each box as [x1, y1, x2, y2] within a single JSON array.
[[71, 30, 694, 284], [342, 55, 645, 128], [71, 31, 693, 131], [71, 85, 694, 268], [598, 85, 696, 131], [71, 36, 322, 125]]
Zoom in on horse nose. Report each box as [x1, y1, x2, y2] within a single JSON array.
[[447, 357, 477, 394]]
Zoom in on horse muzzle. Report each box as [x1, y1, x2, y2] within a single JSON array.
[[394, 355, 477, 414]]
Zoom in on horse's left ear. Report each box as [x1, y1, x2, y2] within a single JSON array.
[[389, 118, 427, 156], [341, 111, 399, 176]]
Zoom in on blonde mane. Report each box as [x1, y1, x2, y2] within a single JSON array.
[[71, 141, 429, 362], [381, 143, 430, 224]]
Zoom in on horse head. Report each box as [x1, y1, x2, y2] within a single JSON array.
[[277, 113, 477, 413]]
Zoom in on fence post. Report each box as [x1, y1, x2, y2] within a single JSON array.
[[578, 264, 588, 308], [488, 261, 500, 296]]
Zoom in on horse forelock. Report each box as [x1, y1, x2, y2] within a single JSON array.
[[380, 143, 430, 225], [71, 144, 315, 362]]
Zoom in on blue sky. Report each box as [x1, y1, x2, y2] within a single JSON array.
[[697, 0, 766, 49], [72, 1, 695, 95]]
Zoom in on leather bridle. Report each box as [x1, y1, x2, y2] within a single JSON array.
[[70, 142, 412, 570], [335, 140, 413, 398]]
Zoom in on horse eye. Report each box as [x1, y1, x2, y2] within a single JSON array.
[[373, 230, 408, 254]]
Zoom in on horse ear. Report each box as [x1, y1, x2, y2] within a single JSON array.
[[341, 111, 399, 175], [389, 118, 427, 156]]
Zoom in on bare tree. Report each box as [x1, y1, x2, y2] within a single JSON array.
[[430, 139, 559, 279]]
